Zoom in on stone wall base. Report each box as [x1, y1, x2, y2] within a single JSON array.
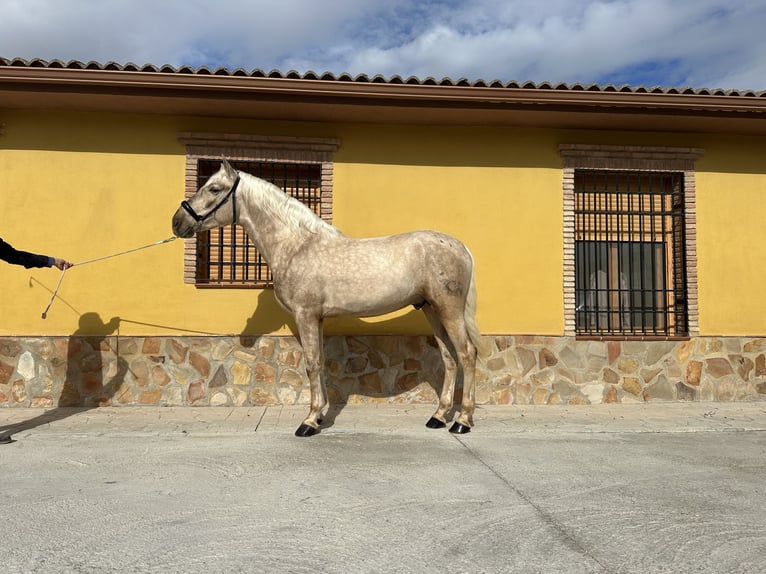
[[1, 335, 765, 408]]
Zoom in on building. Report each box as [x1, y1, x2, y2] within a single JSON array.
[[1, 57, 765, 408]]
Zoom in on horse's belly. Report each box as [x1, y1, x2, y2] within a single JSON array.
[[322, 279, 419, 317]]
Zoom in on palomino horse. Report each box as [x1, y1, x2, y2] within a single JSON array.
[[172, 159, 480, 436]]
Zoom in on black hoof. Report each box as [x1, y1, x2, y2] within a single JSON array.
[[449, 422, 471, 434], [0, 434, 13, 445], [295, 423, 319, 437], [425, 417, 447, 429]]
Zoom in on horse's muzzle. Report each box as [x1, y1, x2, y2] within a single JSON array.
[[172, 208, 196, 238]]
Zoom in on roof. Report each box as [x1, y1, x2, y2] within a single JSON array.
[[3, 57, 766, 134]]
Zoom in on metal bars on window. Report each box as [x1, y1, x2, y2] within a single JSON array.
[[574, 170, 688, 337], [195, 159, 322, 286]]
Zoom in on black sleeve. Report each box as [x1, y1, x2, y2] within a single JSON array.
[[0, 238, 52, 268]]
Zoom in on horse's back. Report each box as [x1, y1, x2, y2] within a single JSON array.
[[335, 230, 472, 277]]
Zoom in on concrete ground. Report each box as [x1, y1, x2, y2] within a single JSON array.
[[1, 402, 764, 574]]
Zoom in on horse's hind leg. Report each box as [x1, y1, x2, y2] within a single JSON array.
[[422, 305, 459, 429], [447, 320, 476, 433], [429, 308, 477, 434], [450, 335, 476, 434], [294, 313, 326, 437]]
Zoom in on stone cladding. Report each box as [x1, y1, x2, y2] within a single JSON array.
[[1, 336, 765, 408]]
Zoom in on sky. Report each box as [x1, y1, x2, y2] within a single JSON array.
[[2, 0, 766, 91]]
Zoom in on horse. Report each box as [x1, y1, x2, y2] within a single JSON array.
[[172, 159, 481, 437]]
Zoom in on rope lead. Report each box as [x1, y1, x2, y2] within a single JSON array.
[[41, 236, 177, 319]]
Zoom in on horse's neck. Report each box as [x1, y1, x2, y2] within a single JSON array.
[[236, 182, 315, 273]]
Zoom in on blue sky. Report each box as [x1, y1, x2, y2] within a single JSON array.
[[2, 0, 766, 90]]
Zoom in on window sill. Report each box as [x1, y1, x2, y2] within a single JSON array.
[[575, 334, 690, 342], [194, 283, 273, 289]]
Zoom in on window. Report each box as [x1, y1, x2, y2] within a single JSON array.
[[574, 171, 686, 336], [178, 133, 340, 287], [560, 145, 702, 338]]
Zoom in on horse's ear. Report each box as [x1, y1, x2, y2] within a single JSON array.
[[221, 157, 236, 179]]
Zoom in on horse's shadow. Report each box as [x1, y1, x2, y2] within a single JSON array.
[[239, 291, 454, 431], [1, 312, 124, 443]]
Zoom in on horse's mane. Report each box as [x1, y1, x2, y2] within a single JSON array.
[[239, 171, 341, 237]]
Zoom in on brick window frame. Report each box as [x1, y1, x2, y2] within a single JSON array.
[[559, 144, 703, 339], [178, 132, 340, 287]]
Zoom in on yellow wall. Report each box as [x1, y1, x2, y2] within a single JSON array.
[[2, 110, 766, 336], [330, 125, 564, 336], [694, 135, 766, 336]]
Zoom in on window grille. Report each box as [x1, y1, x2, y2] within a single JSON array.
[[195, 159, 322, 286], [574, 170, 688, 336]]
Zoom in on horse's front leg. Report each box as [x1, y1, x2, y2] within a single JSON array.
[[294, 312, 326, 437]]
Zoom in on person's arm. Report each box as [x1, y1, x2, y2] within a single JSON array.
[[0, 238, 71, 269]]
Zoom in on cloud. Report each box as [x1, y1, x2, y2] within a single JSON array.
[[335, 0, 766, 89], [0, 0, 381, 68], [1, 0, 765, 90]]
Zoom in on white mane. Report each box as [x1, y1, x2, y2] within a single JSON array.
[[239, 171, 341, 237]]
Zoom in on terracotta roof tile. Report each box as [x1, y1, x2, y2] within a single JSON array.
[[3, 56, 764, 97]]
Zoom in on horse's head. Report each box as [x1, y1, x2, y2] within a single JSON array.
[[172, 158, 240, 238]]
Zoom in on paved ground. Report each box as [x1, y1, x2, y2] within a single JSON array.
[[1, 402, 765, 574]]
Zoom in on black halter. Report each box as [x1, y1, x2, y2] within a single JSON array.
[[181, 173, 240, 224]]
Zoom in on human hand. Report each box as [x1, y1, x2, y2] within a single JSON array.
[[52, 258, 73, 270]]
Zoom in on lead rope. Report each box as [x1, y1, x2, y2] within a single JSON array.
[[41, 236, 177, 319]]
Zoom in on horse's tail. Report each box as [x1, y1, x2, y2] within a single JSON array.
[[464, 248, 482, 353]]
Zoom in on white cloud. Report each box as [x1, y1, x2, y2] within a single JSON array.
[[1, 0, 765, 90], [0, 0, 382, 68], [338, 0, 766, 89]]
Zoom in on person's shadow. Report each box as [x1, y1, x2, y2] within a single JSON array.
[[238, 291, 445, 432], [0, 312, 124, 443]]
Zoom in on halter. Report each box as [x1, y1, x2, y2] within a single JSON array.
[[180, 172, 240, 224]]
